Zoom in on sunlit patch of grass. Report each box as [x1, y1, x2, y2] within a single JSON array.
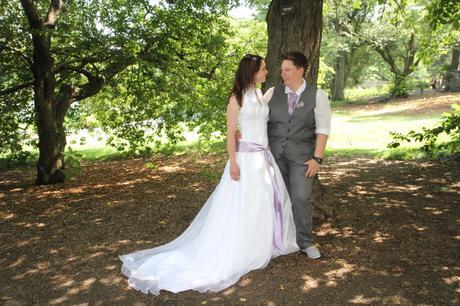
[[325, 147, 384, 158], [345, 85, 391, 101], [152, 140, 226, 156], [328, 115, 442, 154], [2, 93, 457, 170], [331, 85, 391, 106], [72, 146, 125, 161]]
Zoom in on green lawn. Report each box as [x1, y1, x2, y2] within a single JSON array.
[[67, 109, 443, 162], [326, 115, 442, 157], [58, 98, 452, 161], [1, 93, 455, 169]]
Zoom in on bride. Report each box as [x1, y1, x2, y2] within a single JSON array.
[[119, 54, 299, 295]]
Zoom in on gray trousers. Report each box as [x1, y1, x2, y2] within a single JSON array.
[[275, 153, 314, 249]]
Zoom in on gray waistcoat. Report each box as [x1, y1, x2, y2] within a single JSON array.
[[267, 84, 317, 163]]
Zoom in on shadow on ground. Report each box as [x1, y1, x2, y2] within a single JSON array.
[[0, 153, 459, 305]]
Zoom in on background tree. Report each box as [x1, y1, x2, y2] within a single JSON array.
[[323, 0, 375, 100], [415, 0, 459, 92], [77, 16, 268, 153], [0, 0, 232, 184], [425, 0, 460, 91], [359, 0, 424, 97], [426, 0, 460, 30]]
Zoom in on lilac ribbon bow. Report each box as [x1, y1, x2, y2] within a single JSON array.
[[236, 141, 284, 252]]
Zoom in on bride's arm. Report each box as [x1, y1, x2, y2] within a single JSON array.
[[227, 95, 240, 181], [263, 87, 275, 103]]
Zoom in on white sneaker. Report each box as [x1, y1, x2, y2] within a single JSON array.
[[303, 245, 321, 259]]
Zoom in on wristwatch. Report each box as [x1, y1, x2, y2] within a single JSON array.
[[312, 156, 323, 165]]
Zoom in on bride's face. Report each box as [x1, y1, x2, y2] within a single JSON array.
[[254, 60, 267, 84]]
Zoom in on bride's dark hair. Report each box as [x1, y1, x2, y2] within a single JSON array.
[[228, 54, 264, 107]]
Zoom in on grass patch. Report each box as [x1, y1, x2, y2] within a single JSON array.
[[0, 152, 38, 169], [153, 140, 226, 156], [331, 85, 391, 106], [325, 146, 453, 161], [2, 92, 456, 170], [326, 147, 385, 158], [345, 114, 442, 123], [70, 146, 127, 161]]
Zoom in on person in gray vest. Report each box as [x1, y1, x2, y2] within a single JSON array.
[[263, 51, 332, 259]]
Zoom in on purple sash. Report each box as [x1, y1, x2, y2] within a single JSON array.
[[236, 141, 284, 252]]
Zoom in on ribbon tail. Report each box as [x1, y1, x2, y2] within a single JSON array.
[[265, 152, 284, 252]]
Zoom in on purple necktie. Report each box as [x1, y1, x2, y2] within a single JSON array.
[[288, 92, 298, 115]]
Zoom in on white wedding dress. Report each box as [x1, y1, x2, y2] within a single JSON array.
[[119, 87, 299, 295]]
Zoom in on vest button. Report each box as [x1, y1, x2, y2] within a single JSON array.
[[286, 137, 289, 140]]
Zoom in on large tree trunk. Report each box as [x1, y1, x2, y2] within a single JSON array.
[[266, 0, 334, 221], [331, 52, 346, 101], [32, 33, 66, 184], [21, 0, 67, 184], [392, 73, 409, 98], [265, 0, 323, 89], [443, 46, 460, 92], [450, 47, 460, 71]]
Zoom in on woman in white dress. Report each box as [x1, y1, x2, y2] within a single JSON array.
[[119, 54, 299, 295]]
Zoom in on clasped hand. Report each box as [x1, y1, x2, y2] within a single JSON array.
[[230, 163, 240, 181]]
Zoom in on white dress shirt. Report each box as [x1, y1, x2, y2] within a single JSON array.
[[263, 79, 332, 136]]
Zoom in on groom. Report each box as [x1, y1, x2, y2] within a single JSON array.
[[264, 51, 331, 259]]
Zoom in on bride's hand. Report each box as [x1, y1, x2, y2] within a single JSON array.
[[230, 163, 240, 181], [234, 130, 242, 142]]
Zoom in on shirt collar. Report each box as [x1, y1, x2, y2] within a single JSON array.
[[285, 79, 306, 96]]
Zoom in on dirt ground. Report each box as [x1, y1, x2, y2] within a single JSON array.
[[335, 91, 459, 116], [1, 151, 459, 305]]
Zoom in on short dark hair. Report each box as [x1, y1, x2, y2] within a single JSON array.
[[282, 51, 308, 75]]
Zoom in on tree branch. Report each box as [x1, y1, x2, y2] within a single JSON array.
[[0, 43, 33, 68], [44, 0, 64, 28], [19, 0, 43, 29], [71, 55, 136, 102], [374, 44, 399, 75], [53, 55, 108, 75], [0, 81, 34, 96], [403, 33, 418, 74], [54, 84, 75, 123], [74, 76, 105, 101]]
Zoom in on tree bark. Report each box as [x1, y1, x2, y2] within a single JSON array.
[[33, 34, 68, 184], [444, 47, 460, 91], [20, 0, 66, 184], [331, 52, 346, 101], [266, 0, 333, 221], [450, 47, 460, 71], [393, 74, 409, 98], [265, 0, 323, 89]]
